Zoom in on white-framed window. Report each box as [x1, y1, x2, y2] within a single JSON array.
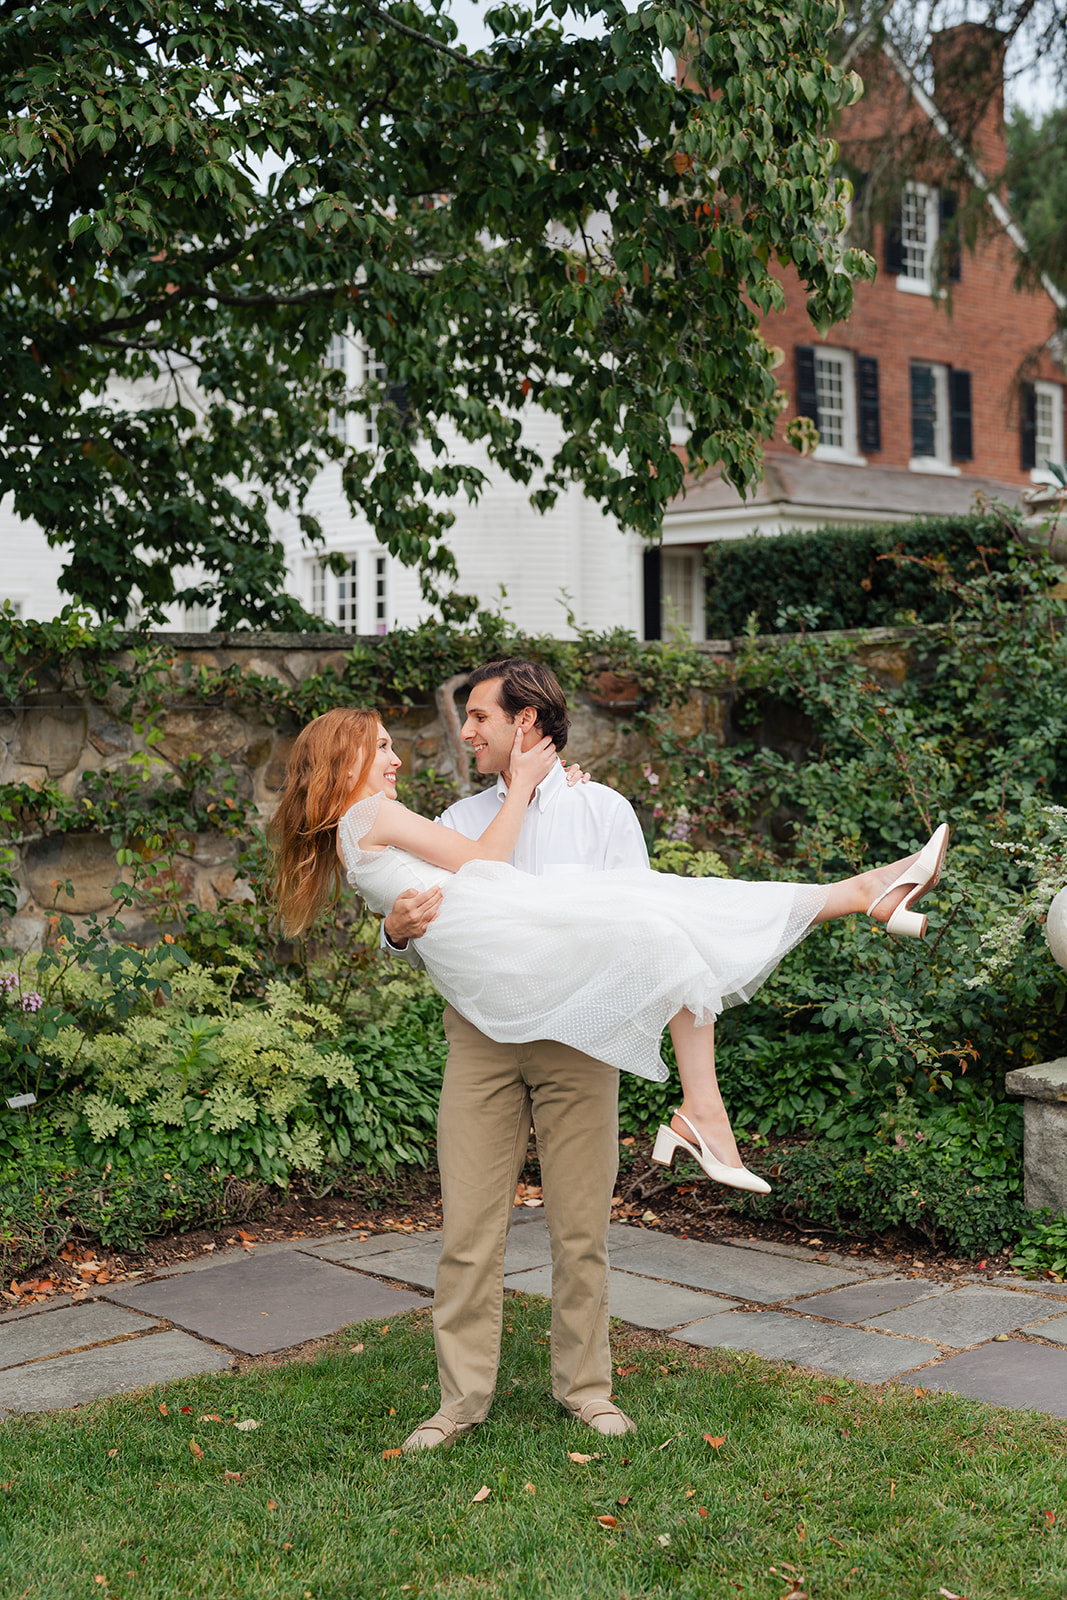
[[309, 561, 327, 620], [909, 360, 957, 474], [337, 557, 359, 631], [305, 550, 390, 634], [811, 348, 859, 460], [325, 334, 387, 446], [1033, 381, 1065, 482], [183, 601, 214, 632], [661, 549, 705, 642], [895, 182, 943, 297], [373, 552, 388, 634]]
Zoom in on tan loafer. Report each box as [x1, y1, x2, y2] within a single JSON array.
[[575, 1399, 636, 1436], [401, 1412, 476, 1452]]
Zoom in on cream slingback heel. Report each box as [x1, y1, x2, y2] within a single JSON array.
[[652, 1111, 771, 1195], [866, 823, 950, 939]]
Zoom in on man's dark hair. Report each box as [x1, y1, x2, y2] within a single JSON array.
[[466, 659, 570, 751]]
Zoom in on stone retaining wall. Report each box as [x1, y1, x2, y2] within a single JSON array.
[[0, 625, 924, 950]]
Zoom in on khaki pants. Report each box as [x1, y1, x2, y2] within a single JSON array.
[[433, 1005, 620, 1425]]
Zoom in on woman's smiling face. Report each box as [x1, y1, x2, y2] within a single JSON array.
[[358, 722, 402, 797]]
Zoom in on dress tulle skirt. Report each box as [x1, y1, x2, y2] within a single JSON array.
[[409, 862, 828, 1081]]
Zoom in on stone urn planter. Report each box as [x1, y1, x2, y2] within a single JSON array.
[[1047, 885, 1067, 970]]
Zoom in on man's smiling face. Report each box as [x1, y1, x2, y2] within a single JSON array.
[[460, 677, 537, 777]]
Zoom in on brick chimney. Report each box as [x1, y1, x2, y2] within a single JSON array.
[[929, 22, 1007, 173]]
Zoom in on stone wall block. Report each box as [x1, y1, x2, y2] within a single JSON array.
[[240, 736, 270, 771], [282, 649, 351, 681], [857, 643, 912, 689], [155, 706, 248, 765], [263, 735, 296, 791], [3, 914, 47, 953], [18, 709, 88, 777], [239, 656, 296, 686], [664, 695, 705, 741], [23, 834, 120, 914], [87, 712, 133, 759], [563, 703, 618, 770]]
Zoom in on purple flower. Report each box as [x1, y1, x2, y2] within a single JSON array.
[[20, 991, 43, 1013], [0, 972, 17, 996]]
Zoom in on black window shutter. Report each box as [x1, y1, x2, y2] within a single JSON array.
[[884, 205, 904, 275], [795, 346, 819, 427], [911, 363, 936, 458], [949, 369, 973, 460], [857, 356, 881, 453], [1020, 381, 1037, 470], [643, 548, 662, 641], [939, 190, 961, 282]]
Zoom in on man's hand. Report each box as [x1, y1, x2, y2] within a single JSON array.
[[384, 886, 443, 947]]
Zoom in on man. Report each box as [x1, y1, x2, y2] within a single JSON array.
[[382, 658, 649, 1449]]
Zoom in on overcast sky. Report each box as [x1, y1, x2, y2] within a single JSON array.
[[442, 0, 1061, 116]]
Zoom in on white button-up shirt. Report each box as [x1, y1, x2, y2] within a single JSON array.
[[439, 760, 648, 875], [382, 760, 648, 957]]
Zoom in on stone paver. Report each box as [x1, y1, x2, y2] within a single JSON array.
[[0, 1302, 159, 1369], [303, 1232, 435, 1265], [727, 1237, 895, 1276], [503, 1265, 739, 1329], [0, 1329, 233, 1413], [594, 1234, 867, 1303], [863, 1284, 1065, 1346], [101, 1249, 428, 1355], [989, 1274, 1067, 1296], [1022, 1314, 1067, 1345], [336, 1224, 556, 1293], [920, 1340, 1067, 1418], [674, 1310, 933, 1383], [785, 1277, 947, 1323]]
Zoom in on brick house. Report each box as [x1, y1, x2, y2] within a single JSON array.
[[653, 23, 1066, 640]]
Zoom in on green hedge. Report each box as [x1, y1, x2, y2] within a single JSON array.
[[704, 512, 1023, 637]]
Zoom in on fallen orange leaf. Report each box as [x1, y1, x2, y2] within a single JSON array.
[[107, 1448, 118, 1458], [617, 1496, 631, 1507], [524, 1482, 536, 1494], [238, 1230, 258, 1242], [158, 1403, 168, 1417], [704, 1435, 725, 1449], [189, 1438, 204, 1460], [596, 1515, 618, 1528], [388, 1407, 396, 1415], [698, 1506, 708, 1518], [200, 1414, 222, 1423], [350, 1344, 365, 1354], [567, 1451, 593, 1464], [815, 1394, 836, 1404], [223, 1471, 243, 1482], [471, 1485, 491, 1503], [1045, 1511, 1056, 1526], [382, 1448, 402, 1459], [267, 1500, 279, 1510], [380, 1326, 390, 1334]]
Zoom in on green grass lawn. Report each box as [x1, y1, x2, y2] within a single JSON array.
[[2, 1296, 1065, 1599]]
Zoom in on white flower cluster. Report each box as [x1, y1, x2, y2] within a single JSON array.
[[967, 807, 1067, 987]]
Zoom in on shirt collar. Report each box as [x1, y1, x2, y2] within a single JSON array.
[[495, 756, 567, 813]]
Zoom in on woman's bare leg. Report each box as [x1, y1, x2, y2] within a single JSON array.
[[665, 847, 939, 1163], [814, 850, 931, 926], [668, 1011, 743, 1169]]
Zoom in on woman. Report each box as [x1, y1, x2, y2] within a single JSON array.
[[271, 709, 949, 1194]]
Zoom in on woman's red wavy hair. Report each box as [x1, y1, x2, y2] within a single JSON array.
[[269, 708, 380, 935]]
